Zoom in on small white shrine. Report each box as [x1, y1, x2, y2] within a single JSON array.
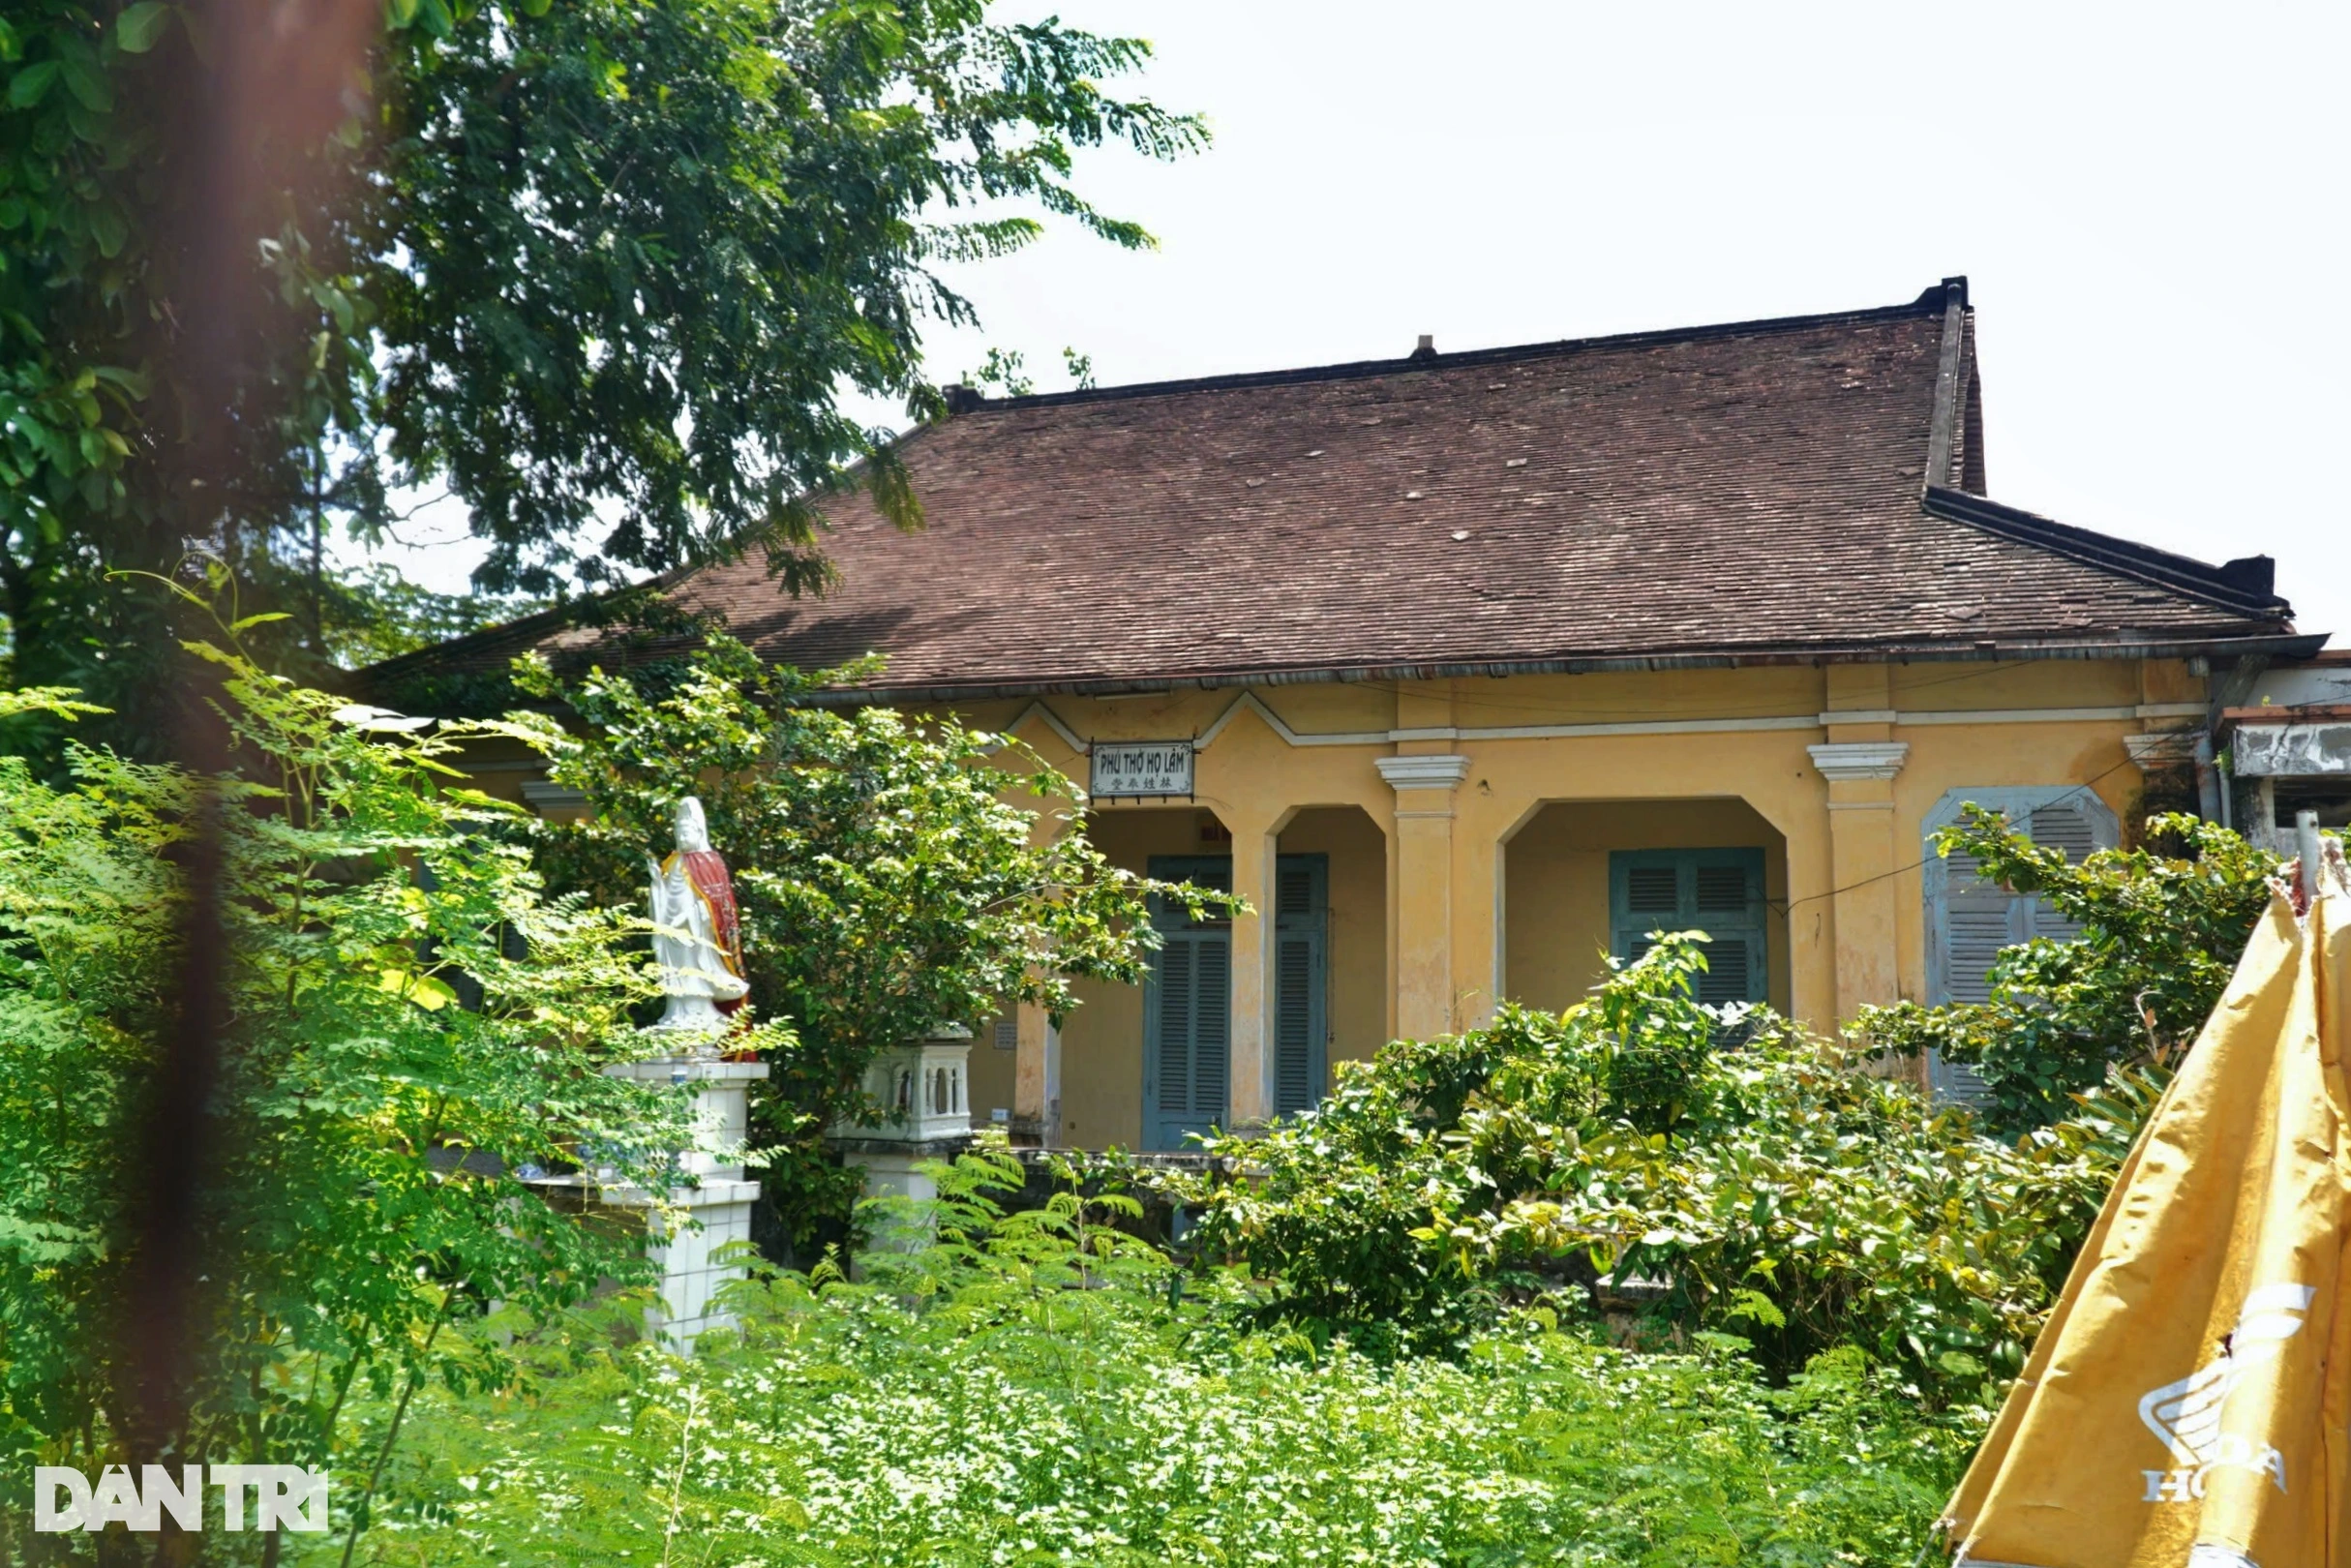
[[829, 1025, 978, 1204]]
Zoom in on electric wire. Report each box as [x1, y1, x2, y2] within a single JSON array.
[[1770, 748, 2153, 917]]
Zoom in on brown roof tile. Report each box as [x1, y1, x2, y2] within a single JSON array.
[[375, 283, 2304, 700]]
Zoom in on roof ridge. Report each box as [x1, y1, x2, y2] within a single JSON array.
[[966, 284, 1956, 413], [1920, 485, 2294, 622], [1922, 277, 1971, 487]]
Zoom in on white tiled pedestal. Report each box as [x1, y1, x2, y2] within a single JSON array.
[[601, 1058, 769, 1349]]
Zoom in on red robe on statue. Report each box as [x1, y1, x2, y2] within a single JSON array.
[[663, 849, 750, 1057]]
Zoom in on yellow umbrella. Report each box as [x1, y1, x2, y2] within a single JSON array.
[[1942, 835, 2350, 1568]]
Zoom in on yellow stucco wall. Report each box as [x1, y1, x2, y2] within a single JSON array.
[[1504, 799, 1791, 1016], [467, 653, 2205, 1150], [1892, 657, 2141, 713], [1053, 807, 1206, 1150], [966, 1014, 1019, 1127], [965, 657, 2182, 1143]]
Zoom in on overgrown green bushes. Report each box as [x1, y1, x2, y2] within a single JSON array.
[[1172, 939, 2150, 1402], [363, 1144, 1976, 1566], [1, 642, 2277, 1560], [1166, 808, 2282, 1399]]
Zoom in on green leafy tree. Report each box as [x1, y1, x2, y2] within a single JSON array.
[[319, 559, 551, 671], [1857, 807, 2285, 1133], [963, 346, 1040, 395], [507, 634, 1227, 1252], [0, 0, 1201, 745], [0, 628, 731, 1556], [959, 344, 1100, 397], [0, 0, 387, 728]]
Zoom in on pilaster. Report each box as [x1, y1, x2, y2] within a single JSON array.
[[1223, 808, 1281, 1129], [1454, 790, 1504, 1034], [1010, 1003, 1060, 1146], [2124, 731, 2200, 769], [1807, 736, 1909, 1024], [1378, 753, 1470, 1040], [1011, 807, 1069, 1144]]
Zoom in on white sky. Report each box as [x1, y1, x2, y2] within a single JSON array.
[[379, 0, 2350, 644]]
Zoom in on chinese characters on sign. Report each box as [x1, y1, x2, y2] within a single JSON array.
[[1089, 740, 1194, 799]]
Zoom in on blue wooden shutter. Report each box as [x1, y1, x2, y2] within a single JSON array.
[[1272, 855, 1327, 1117], [1689, 858, 1764, 1006], [1610, 848, 1767, 1005], [1930, 793, 2112, 1004], [2024, 803, 2098, 943], [1191, 938, 1230, 1127], [1143, 858, 1232, 1150], [1923, 789, 2118, 1102], [1941, 838, 2024, 1006], [1154, 940, 1193, 1120]]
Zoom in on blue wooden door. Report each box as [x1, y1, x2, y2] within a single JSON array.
[[1272, 855, 1328, 1117], [1144, 858, 1231, 1150]]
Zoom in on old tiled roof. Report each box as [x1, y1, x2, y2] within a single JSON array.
[[374, 280, 2308, 700]]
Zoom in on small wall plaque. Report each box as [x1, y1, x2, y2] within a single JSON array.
[[1089, 740, 1194, 799]]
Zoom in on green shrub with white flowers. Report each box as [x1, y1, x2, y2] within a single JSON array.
[[360, 1142, 1975, 1567]]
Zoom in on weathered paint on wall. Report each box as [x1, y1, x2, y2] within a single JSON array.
[[1891, 657, 2141, 714], [966, 1015, 1019, 1128], [1504, 799, 1791, 1016]]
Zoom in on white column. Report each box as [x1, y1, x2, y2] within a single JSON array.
[[1807, 740, 1910, 1024], [1225, 812, 1281, 1129], [1011, 1004, 1061, 1146]]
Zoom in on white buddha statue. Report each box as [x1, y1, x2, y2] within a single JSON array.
[[646, 796, 750, 1042]]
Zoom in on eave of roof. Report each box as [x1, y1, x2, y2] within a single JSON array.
[[799, 631, 2331, 707], [2223, 704, 2351, 723], [1920, 486, 2292, 623]]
